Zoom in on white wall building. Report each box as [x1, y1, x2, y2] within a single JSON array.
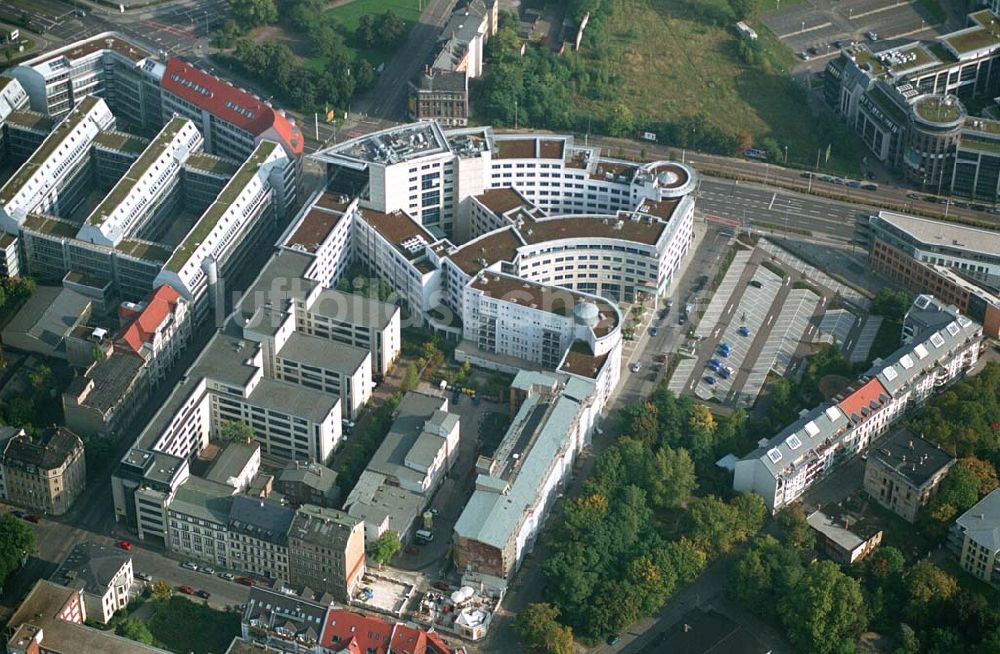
[[734, 295, 982, 513], [51, 542, 134, 625], [0, 96, 115, 233]]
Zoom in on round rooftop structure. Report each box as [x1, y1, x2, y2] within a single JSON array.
[[910, 94, 966, 131], [641, 161, 698, 198], [574, 301, 600, 328]]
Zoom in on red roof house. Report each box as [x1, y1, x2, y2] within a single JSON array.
[[319, 609, 458, 654], [161, 58, 304, 156], [121, 284, 183, 356]]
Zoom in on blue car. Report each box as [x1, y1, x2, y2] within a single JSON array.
[[650, 327, 659, 337], [738, 326, 752, 337], [708, 358, 721, 368], [704, 376, 716, 385], [718, 343, 732, 357], [718, 368, 730, 379]]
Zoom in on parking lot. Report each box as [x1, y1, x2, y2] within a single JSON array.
[[693, 266, 783, 401], [763, 0, 946, 66]]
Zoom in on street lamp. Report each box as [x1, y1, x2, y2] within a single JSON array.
[[784, 145, 788, 164]]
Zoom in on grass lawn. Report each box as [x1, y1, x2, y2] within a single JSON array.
[[147, 597, 240, 654], [323, 0, 422, 65], [573, 0, 863, 174]]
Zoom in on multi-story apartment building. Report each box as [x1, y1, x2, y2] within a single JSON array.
[[949, 489, 1000, 586], [120, 284, 193, 382], [286, 504, 366, 600], [76, 118, 203, 247], [868, 235, 1000, 338], [407, 0, 496, 126], [453, 369, 601, 582], [241, 586, 330, 653], [159, 57, 304, 160], [51, 541, 134, 624], [0, 427, 86, 515], [274, 461, 340, 508], [0, 75, 30, 165], [8, 33, 304, 159], [865, 209, 1000, 292], [7, 34, 163, 131], [227, 495, 294, 580], [863, 428, 955, 522], [734, 295, 982, 513], [0, 95, 115, 233], [7, 580, 174, 654], [824, 10, 1000, 195]]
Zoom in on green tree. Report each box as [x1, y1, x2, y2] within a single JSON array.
[[402, 363, 420, 392], [687, 495, 739, 557], [229, 0, 277, 28], [118, 618, 155, 645], [728, 0, 759, 20], [369, 531, 401, 568], [775, 504, 816, 551], [627, 552, 677, 615], [904, 561, 957, 625], [781, 560, 867, 654], [731, 492, 768, 541], [956, 456, 999, 496], [356, 14, 376, 48], [872, 288, 911, 321], [0, 513, 34, 588], [732, 535, 804, 621], [928, 463, 982, 523], [219, 419, 255, 443], [150, 579, 173, 602], [606, 103, 634, 137], [648, 446, 696, 509], [375, 11, 407, 48], [661, 538, 707, 584], [515, 603, 573, 654]]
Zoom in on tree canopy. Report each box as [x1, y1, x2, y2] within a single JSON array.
[[369, 531, 401, 567], [0, 513, 34, 588], [515, 603, 574, 654]]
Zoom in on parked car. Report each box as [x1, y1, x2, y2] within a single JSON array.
[[738, 326, 752, 337], [432, 581, 450, 591], [136, 572, 153, 582], [195, 590, 210, 599], [749, 279, 763, 288], [25, 515, 40, 523], [200, 567, 215, 576], [11, 510, 26, 519], [653, 353, 667, 363], [182, 561, 199, 571], [866, 31, 878, 41], [708, 358, 721, 368], [236, 577, 256, 586], [718, 368, 730, 379], [405, 545, 418, 554], [630, 362, 642, 373], [704, 376, 716, 385], [219, 572, 236, 581], [718, 343, 732, 357], [178, 585, 195, 595], [799, 51, 810, 60], [116, 540, 133, 551], [649, 327, 659, 337], [647, 371, 657, 382], [607, 634, 621, 646], [678, 315, 687, 326]]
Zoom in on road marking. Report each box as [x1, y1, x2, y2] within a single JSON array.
[[767, 314, 775, 326], [779, 20, 832, 37], [768, 193, 776, 210]]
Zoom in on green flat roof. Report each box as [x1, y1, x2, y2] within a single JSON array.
[[964, 117, 1000, 134], [944, 13, 1000, 54], [164, 141, 278, 273], [22, 213, 78, 238], [87, 118, 191, 227], [116, 239, 172, 262], [914, 96, 962, 123], [185, 153, 240, 177], [888, 46, 937, 74], [93, 130, 150, 155], [5, 111, 54, 132], [0, 96, 102, 205]]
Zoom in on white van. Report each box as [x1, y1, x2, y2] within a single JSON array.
[[414, 529, 434, 543]]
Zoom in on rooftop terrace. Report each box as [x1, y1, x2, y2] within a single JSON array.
[[324, 122, 448, 165]]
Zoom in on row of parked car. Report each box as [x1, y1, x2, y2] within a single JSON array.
[[906, 193, 1000, 213]]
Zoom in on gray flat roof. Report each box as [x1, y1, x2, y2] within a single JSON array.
[[366, 393, 450, 488], [205, 442, 260, 486], [875, 210, 1000, 260], [278, 332, 370, 374], [248, 377, 340, 423], [308, 288, 398, 330], [288, 503, 361, 548], [956, 489, 1000, 552], [168, 475, 235, 525], [228, 495, 294, 545]]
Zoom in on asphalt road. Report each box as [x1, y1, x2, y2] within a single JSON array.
[[352, 0, 459, 121]]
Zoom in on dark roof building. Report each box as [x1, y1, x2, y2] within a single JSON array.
[[864, 428, 956, 522]]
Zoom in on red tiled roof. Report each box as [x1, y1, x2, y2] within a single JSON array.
[[837, 377, 889, 421], [319, 610, 455, 654], [121, 285, 181, 354], [161, 58, 303, 156]]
